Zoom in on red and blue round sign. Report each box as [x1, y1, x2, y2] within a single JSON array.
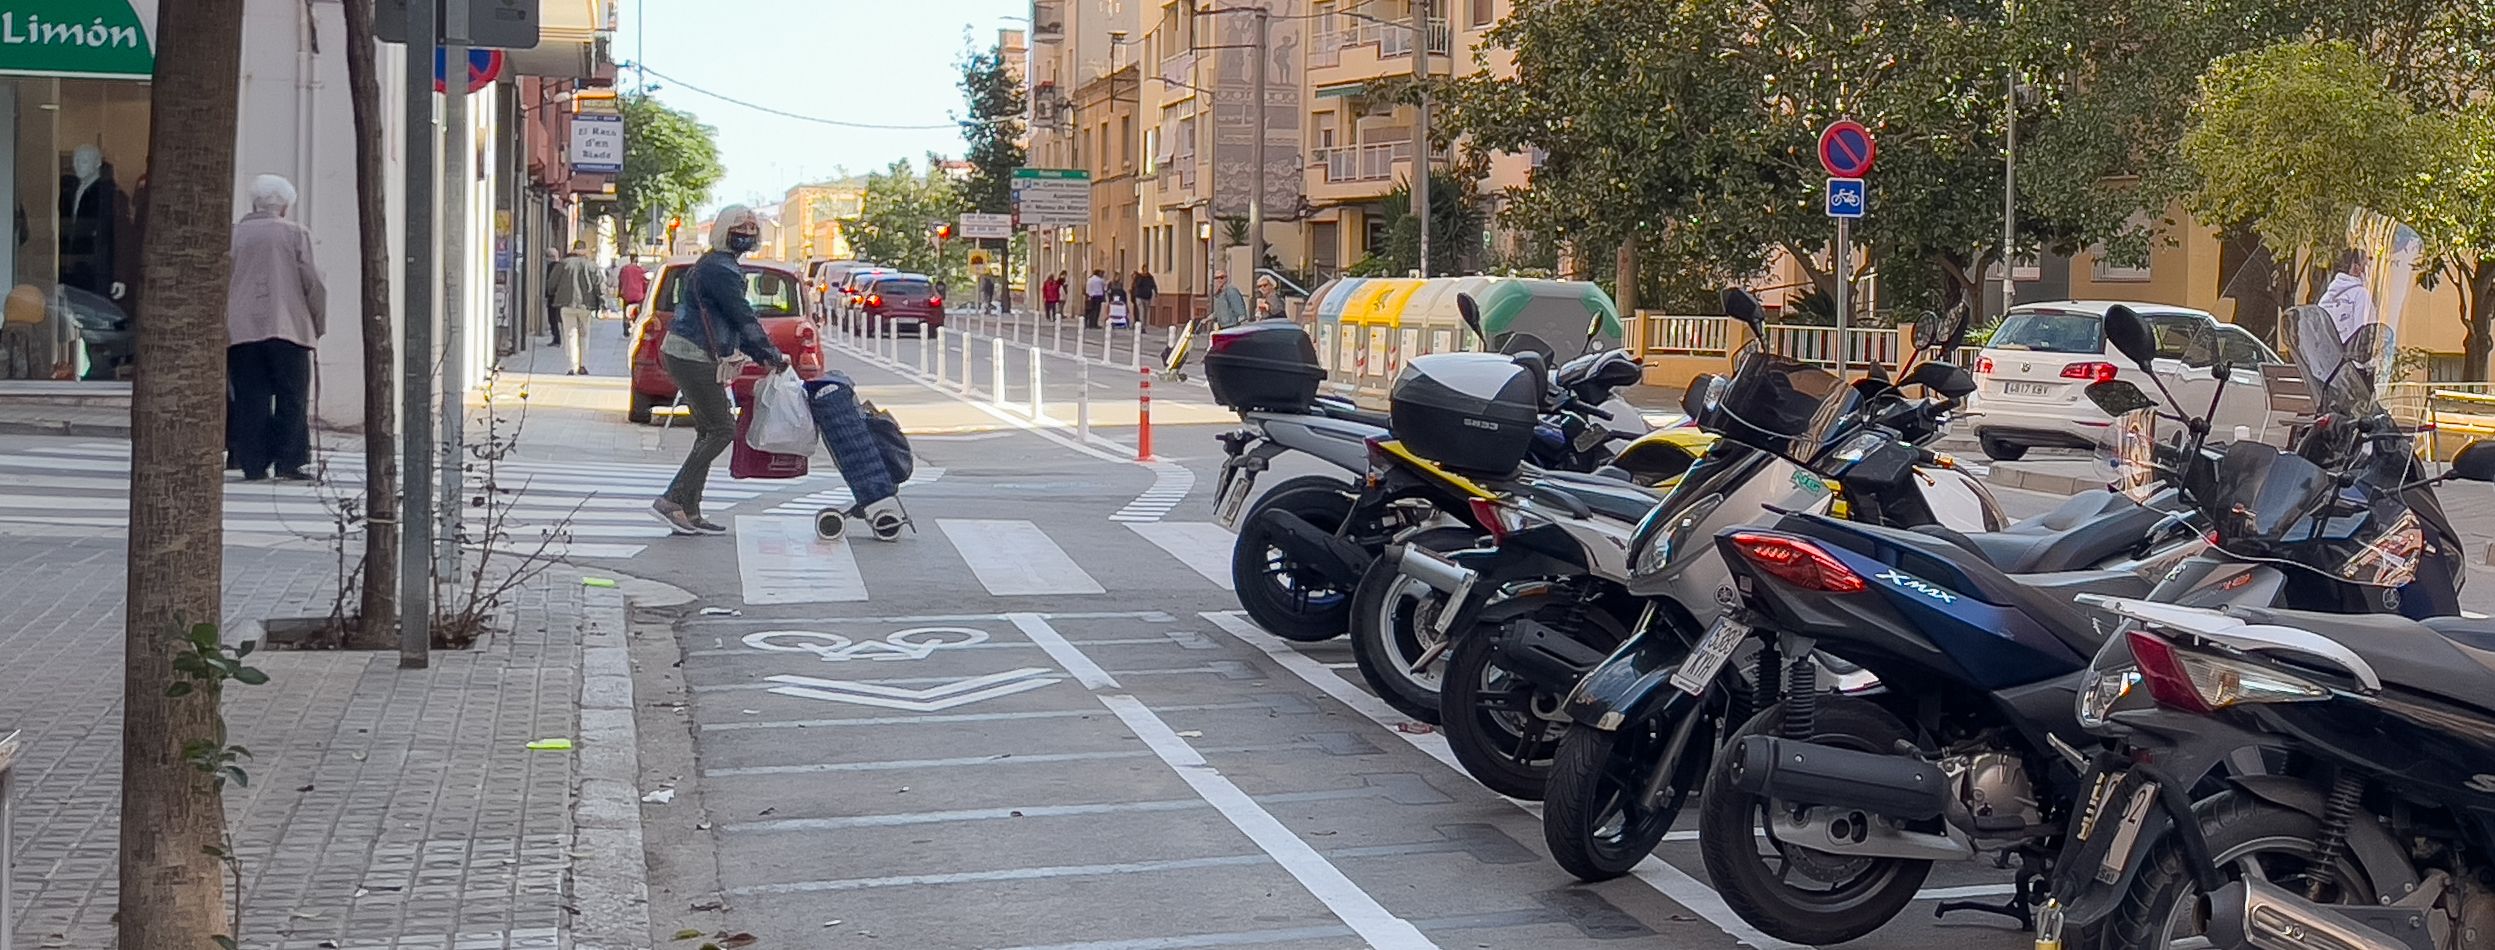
[[1818, 119, 1876, 178], [433, 48, 504, 95]]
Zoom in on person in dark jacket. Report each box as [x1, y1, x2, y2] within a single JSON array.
[[1130, 268, 1158, 325], [653, 205, 788, 535]]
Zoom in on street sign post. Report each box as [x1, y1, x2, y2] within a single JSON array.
[[959, 213, 1014, 241], [568, 112, 623, 174], [1818, 120, 1876, 380], [1011, 168, 1090, 229]]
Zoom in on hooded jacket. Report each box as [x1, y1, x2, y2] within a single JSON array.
[[664, 205, 781, 365], [2318, 271, 2376, 344]]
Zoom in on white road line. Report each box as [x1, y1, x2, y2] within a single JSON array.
[[734, 515, 867, 605], [727, 854, 1267, 895], [1124, 522, 1236, 589], [1004, 613, 1124, 689], [940, 519, 1105, 596], [1202, 610, 1804, 950], [698, 699, 1272, 732], [1111, 461, 1198, 523], [1102, 694, 1439, 949]]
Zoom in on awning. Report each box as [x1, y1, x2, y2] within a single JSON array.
[[0, 0, 156, 80]]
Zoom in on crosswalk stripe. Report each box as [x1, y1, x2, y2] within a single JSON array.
[[1124, 522, 1236, 590], [763, 468, 950, 514], [937, 519, 1105, 596], [1110, 462, 1196, 523], [735, 515, 867, 604]]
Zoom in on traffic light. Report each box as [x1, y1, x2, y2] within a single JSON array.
[[933, 223, 955, 241]]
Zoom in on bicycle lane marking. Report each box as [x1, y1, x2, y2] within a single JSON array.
[[1202, 609, 1808, 950], [1007, 612, 1439, 949]]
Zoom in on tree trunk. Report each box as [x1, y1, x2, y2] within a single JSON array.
[[2465, 260, 2495, 382], [342, 0, 400, 640], [1613, 237, 1638, 316], [120, 0, 247, 944]]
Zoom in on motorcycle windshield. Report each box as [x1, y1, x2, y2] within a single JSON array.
[[1713, 349, 1847, 458], [2105, 408, 2163, 503], [2206, 443, 2333, 543], [2202, 441, 2423, 586]]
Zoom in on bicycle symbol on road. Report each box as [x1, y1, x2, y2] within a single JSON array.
[[743, 627, 991, 662]]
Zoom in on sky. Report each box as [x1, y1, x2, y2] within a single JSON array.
[[610, 0, 1027, 215]]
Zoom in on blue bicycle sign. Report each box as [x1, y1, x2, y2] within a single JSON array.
[[1826, 178, 1867, 218]]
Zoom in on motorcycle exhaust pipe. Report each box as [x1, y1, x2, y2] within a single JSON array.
[[2206, 878, 2423, 950], [1489, 618, 1614, 695], [1394, 543, 1476, 596], [1257, 508, 1372, 586], [1729, 735, 1950, 822]]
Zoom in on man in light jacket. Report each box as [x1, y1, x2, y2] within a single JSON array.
[[550, 242, 606, 374], [226, 174, 327, 482]]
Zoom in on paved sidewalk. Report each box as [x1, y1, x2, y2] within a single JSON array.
[[2, 527, 633, 949]]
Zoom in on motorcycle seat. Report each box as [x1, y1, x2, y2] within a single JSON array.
[[1313, 396, 1391, 429], [1521, 475, 1662, 524], [2222, 607, 2495, 709], [1920, 490, 2171, 574]]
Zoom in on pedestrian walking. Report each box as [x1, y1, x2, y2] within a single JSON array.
[[1084, 269, 1107, 328], [550, 241, 605, 375], [1131, 268, 1158, 326], [1209, 270, 1249, 329], [617, 253, 650, 323], [1042, 271, 1065, 321], [542, 248, 564, 347], [225, 174, 326, 483], [978, 272, 997, 314], [653, 205, 790, 536]]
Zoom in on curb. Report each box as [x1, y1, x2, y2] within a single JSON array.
[[568, 583, 651, 950], [0, 418, 131, 438]]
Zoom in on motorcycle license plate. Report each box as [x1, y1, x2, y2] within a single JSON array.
[[2094, 777, 2160, 884], [1214, 465, 1258, 529], [1670, 618, 1748, 695]]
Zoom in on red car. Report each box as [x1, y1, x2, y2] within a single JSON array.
[[857, 272, 948, 334], [628, 257, 825, 424]]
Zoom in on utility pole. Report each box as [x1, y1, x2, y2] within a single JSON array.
[[2000, 68, 2018, 322], [1411, 0, 1430, 278], [439, 0, 469, 586], [400, 0, 438, 667], [1247, 8, 1269, 280]]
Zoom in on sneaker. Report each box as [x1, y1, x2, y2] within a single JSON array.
[[649, 499, 700, 536], [688, 516, 729, 535]]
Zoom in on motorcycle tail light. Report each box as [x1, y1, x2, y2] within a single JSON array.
[[2126, 629, 2328, 714], [1726, 531, 1865, 593], [1468, 497, 1527, 543]]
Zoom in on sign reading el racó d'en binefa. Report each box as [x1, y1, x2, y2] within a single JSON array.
[[0, 0, 156, 79]]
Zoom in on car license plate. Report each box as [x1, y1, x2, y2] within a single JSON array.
[[1670, 618, 1748, 695], [2004, 381, 2055, 396], [1213, 466, 1258, 529]]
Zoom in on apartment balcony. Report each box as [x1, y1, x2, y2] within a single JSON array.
[[1308, 18, 1449, 82], [1307, 141, 1413, 202], [1158, 52, 1198, 99]]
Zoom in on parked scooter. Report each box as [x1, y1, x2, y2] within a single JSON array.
[[1657, 305, 2462, 944], [1212, 296, 1689, 643]]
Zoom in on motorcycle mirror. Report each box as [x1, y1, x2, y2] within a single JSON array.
[[2103, 305, 2160, 373], [2451, 440, 2495, 482], [2085, 379, 2158, 417], [1721, 287, 1767, 338], [1907, 360, 1978, 399], [1456, 293, 1487, 347], [1681, 373, 1720, 418]]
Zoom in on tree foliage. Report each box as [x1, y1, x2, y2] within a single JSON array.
[[2410, 106, 2495, 377], [957, 39, 1029, 216], [1349, 171, 1488, 277], [616, 94, 725, 245], [850, 157, 970, 284]]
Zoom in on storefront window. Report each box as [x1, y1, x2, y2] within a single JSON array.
[[0, 77, 151, 381]]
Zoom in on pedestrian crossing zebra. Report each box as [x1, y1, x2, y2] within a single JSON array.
[[1109, 461, 1195, 523]]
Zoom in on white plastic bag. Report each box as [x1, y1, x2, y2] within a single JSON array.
[[745, 367, 816, 456]]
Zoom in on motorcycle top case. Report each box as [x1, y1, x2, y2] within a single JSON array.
[[1389, 353, 1541, 476], [1206, 321, 1325, 411]]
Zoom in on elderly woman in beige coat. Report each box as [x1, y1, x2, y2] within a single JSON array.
[[226, 174, 326, 481]]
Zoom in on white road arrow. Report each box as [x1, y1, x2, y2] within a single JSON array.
[[762, 667, 1065, 712]]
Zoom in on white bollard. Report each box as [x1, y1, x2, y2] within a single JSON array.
[[1078, 360, 1092, 443], [991, 336, 1007, 406], [932, 327, 947, 382], [1052, 318, 1064, 354], [1028, 344, 1044, 419], [920, 324, 934, 377], [1132, 321, 1146, 369]]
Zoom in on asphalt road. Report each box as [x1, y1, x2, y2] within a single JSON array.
[[552, 329, 2155, 950]]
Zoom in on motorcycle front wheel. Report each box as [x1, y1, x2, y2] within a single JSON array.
[[1228, 474, 1362, 642], [1347, 526, 1477, 722], [1542, 708, 1717, 881], [1695, 697, 1932, 945]]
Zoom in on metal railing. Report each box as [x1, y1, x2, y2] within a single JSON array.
[[2, 729, 17, 950], [1315, 141, 1412, 182], [1312, 17, 1451, 64], [1637, 314, 1731, 357]]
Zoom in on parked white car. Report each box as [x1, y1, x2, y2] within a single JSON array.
[[1971, 301, 2281, 461]]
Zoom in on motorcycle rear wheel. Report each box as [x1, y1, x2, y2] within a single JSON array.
[[1347, 527, 1477, 722], [1442, 601, 1632, 801], [1229, 475, 1362, 642], [1542, 709, 1716, 881], [2076, 791, 2372, 950]]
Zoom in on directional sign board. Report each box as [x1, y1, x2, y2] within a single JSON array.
[[1818, 120, 1877, 178], [1827, 178, 1866, 218], [569, 113, 623, 174], [1012, 168, 1090, 229], [959, 212, 1014, 240], [379, 0, 542, 49]]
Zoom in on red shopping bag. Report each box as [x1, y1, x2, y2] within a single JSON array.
[[728, 375, 808, 480]]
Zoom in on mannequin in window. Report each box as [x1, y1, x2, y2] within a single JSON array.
[[61, 144, 126, 303]]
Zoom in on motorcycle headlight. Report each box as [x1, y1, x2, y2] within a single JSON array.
[[2076, 666, 2142, 729]]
